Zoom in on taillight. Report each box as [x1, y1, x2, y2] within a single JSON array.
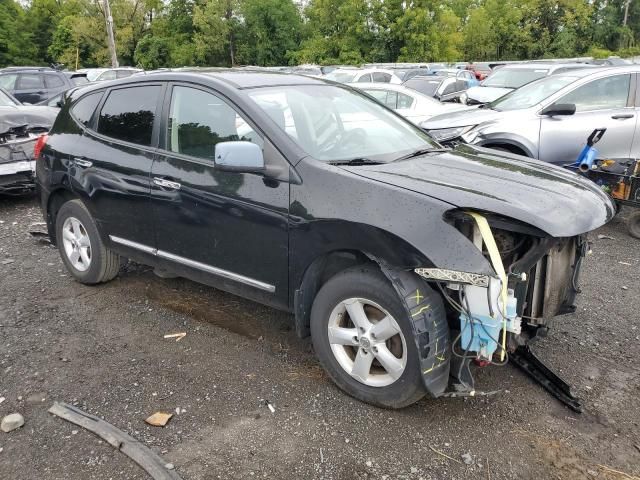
[[34, 134, 48, 160]]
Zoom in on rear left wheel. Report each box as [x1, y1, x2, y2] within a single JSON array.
[[55, 199, 122, 284]]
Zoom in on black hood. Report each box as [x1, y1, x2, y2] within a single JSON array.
[[344, 145, 614, 237], [0, 105, 58, 135]]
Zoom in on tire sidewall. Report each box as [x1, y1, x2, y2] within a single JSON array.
[[310, 266, 425, 408], [55, 200, 106, 284]]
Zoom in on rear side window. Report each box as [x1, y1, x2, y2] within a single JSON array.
[[98, 70, 117, 81], [116, 70, 135, 79], [397, 92, 414, 109], [71, 92, 103, 127], [373, 72, 391, 82], [358, 74, 372, 83], [45, 74, 65, 88], [17, 73, 45, 90], [97, 86, 160, 145]]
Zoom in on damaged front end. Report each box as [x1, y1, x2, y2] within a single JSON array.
[[0, 126, 45, 195], [415, 210, 588, 410]]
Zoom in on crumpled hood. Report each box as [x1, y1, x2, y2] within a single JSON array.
[[422, 106, 503, 130], [465, 85, 513, 104], [0, 105, 58, 135], [344, 144, 614, 237]]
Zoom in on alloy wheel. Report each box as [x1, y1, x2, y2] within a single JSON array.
[[61, 216, 92, 272], [327, 297, 407, 387]]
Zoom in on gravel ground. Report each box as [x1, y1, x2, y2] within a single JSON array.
[[0, 196, 639, 480]]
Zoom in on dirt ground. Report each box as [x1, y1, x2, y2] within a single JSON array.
[[0, 195, 639, 480]]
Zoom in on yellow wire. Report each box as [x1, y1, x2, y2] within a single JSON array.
[[467, 212, 508, 361]]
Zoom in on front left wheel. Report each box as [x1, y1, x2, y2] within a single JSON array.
[[310, 265, 426, 408], [55, 199, 122, 284]]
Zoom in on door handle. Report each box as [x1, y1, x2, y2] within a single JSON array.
[[153, 177, 181, 190], [73, 157, 93, 168], [611, 114, 634, 119]]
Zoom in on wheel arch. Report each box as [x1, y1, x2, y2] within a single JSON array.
[[292, 226, 436, 339], [481, 140, 532, 157], [46, 187, 78, 245]]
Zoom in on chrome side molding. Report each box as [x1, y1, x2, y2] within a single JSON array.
[[109, 235, 275, 293]]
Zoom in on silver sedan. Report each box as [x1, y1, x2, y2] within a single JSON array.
[[422, 66, 639, 165]]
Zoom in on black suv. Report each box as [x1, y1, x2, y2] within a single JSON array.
[[0, 67, 87, 104], [36, 70, 613, 408]]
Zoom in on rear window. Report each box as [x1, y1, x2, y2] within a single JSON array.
[[71, 76, 89, 86], [97, 86, 160, 146], [71, 92, 103, 127]]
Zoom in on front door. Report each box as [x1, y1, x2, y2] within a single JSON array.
[[539, 73, 636, 165], [150, 84, 290, 307]]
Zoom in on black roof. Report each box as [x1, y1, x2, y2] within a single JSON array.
[[140, 68, 327, 89]]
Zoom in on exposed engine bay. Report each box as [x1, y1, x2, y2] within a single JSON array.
[[414, 210, 587, 411]]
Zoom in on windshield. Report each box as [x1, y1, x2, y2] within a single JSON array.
[[490, 75, 578, 111], [0, 89, 18, 107], [247, 85, 438, 162], [324, 71, 357, 83], [403, 78, 441, 97], [483, 68, 549, 88]]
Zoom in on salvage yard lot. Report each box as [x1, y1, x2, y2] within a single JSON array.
[[0, 195, 639, 480]]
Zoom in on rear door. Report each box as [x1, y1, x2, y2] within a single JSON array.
[[69, 83, 163, 248], [539, 73, 635, 164]]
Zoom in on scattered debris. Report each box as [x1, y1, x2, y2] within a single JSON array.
[[622, 286, 629, 290], [0, 397, 5, 404], [461, 452, 474, 465], [1, 413, 25, 433], [266, 401, 275, 414], [320, 448, 324, 463], [618, 261, 632, 266], [49, 402, 181, 479], [163, 333, 186, 342], [1, 259, 14, 265], [428, 445, 463, 464], [635, 444, 640, 454], [174, 407, 186, 415], [596, 464, 640, 480], [597, 234, 615, 240], [365, 460, 373, 467], [410, 466, 418, 473], [145, 412, 173, 427]]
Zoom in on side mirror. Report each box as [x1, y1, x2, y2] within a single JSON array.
[[214, 141, 264, 173], [540, 103, 576, 117]]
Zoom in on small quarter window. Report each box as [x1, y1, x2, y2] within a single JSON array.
[[71, 92, 103, 127], [97, 86, 160, 145], [45, 74, 65, 88]]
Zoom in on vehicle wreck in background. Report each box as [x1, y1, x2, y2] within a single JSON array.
[[0, 88, 58, 194]]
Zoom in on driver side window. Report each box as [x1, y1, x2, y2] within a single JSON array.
[[167, 86, 262, 161], [557, 75, 631, 112]]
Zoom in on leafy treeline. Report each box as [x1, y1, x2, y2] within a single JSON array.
[[0, 0, 638, 69]]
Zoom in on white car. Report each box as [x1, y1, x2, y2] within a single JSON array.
[[325, 68, 402, 84], [349, 83, 468, 125]]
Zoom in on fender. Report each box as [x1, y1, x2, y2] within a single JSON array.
[[378, 263, 450, 398]]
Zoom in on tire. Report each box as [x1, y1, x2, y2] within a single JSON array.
[[310, 265, 426, 408], [627, 210, 640, 239], [55, 199, 121, 284]]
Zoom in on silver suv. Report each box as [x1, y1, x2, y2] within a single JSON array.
[[423, 66, 639, 165]]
